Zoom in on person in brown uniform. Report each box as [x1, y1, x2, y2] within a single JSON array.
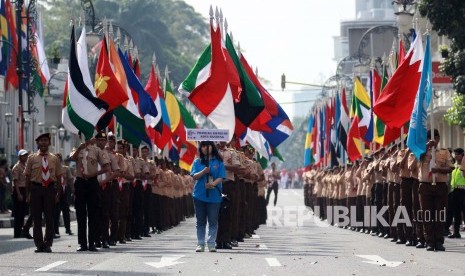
[[24, 133, 63, 253], [12, 149, 29, 238], [70, 133, 110, 252], [387, 145, 402, 242], [397, 145, 411, 245], [141, 146, 153, 237], [419, 129, 453, 251], [105, 134, 122, 245], [216, 141, 238, 249], [96, 133, 120, 248], [54, 153, 72, 239], [116, 141, 135, 243]]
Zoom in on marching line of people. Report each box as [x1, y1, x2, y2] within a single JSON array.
[[12, 131, 270, 253], [303, 129, 463, 252]]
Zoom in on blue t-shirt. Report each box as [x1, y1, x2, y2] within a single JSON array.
[[190, 157, 226, 203]]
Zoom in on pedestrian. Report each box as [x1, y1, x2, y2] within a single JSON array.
[[448, 148, 465, 238], [265, 162, 280, 206], [191, 141, 226, 253], [24, 133, 63, 253], [12, 149, 29, 238]]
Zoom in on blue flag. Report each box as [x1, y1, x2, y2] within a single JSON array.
[[407, 34, 432, 159]]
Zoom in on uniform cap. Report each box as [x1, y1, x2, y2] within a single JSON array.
[[18, 149, 28, 156], [95, 131, 107, 139], [35, 132, 51, 142]]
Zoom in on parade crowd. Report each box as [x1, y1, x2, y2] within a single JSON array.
[[303, 129, 465, 252], [7, 131, 270, 253]]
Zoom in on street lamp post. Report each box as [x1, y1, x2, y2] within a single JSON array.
[[59, 126, 65, 157], [50, 125, 57, 154], [38, 121, 45, 134], [5, 113, 13, 165], [23, 117, 30, 150]]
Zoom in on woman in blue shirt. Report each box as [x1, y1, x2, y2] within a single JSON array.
[[190, 141, 226, 252]]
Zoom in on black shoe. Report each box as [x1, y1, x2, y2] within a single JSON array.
[[426, 243, 435, 251], [150, 229, 156, 234], [108, 241, 117, 246], [237, 237, 244, 242], [215, 242, 223, 249], [22, 231, 33, 239], [95, 241, 102, 248], [230, 240, 238, 247], [448, 233, 461, 239], [76, 245, 88, 252], [405, 240, 415, 246], [416, 242, 425, 249], [383, 234, 390, 239], [390, 237, 398, 242], [88, 245, 98, 252], [443, 230, 452, 236], [102, 241, 110, 249], [66, 230, 74, 235], [370, 231, 378, 236], [54, 234, 61, 239], [119, 240, 126, 244], [222, 242, 233, 249], [396, 239, 406, 244], [126, 237, 132, 242], [34, 247, 44, 253], [435, 243, 445, 251], [43, 246, 52, 253], [143, 233, 151, 238], [133, 236, 142, 240]]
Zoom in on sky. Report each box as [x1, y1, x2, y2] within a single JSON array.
[[183, 0, 355, 118]]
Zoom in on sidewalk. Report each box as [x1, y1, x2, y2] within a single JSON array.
[[0, 207, 76, 228]]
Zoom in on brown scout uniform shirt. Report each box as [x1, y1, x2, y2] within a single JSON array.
[[12, 161, 26, 188], [73, 145, 110, 179], [419, 148, 453, 183], [24, 151, 63, 184]]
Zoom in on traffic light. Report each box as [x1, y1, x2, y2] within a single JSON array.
[[281, 74, 286, 91]]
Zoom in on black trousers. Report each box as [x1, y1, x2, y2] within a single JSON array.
[[132, 181, 144, 237], [451, 188, 465, 234], [75, 177, 100, 247], [13, 187, 28, 237], [265, 182, 279, 206], [54, 192, 71, 234]]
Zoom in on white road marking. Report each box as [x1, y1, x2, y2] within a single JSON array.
[[265, 258, 282, 267], [252, 234, 260, 239], [356, 255, 403, 267], [146, 255, 185, 268], [35, 261, 67, 272], [259, 244, 268, 250]]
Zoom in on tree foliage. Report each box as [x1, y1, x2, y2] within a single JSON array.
[[40, 0, 209, 85], [444, 94, 465, 128], [419, 0, 465, 94]]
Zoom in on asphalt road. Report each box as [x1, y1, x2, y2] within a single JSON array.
[[1, 189, 465, 275]]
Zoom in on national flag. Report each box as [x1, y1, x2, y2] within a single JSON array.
[[372, 68, 385, 144], [373, 30, 423, 128], [118, 48, 159, 135], [351, 77, 372, 142], [337, 88, 349, 157], [61, 79, 79, 134], [94, 37, 128, 110], [105, 37, 149, 146], [178, 101, 197, 171], [240, 53, 293, 147], [145, 64, 171, 149], [407, 34, 432, 159], [0, 0, 8, 75], [65, 25, 108, 140], [165, 79, 185, 147], [182, 23, 235, 139], [224, 33, 271, 136], [304, 114, 314, 167]]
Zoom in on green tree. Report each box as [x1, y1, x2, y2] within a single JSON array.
[[419, 1, 465, 128], [40, 0, 209, 85]]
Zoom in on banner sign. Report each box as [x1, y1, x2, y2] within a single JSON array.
[[186, 129, 229, 141]]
